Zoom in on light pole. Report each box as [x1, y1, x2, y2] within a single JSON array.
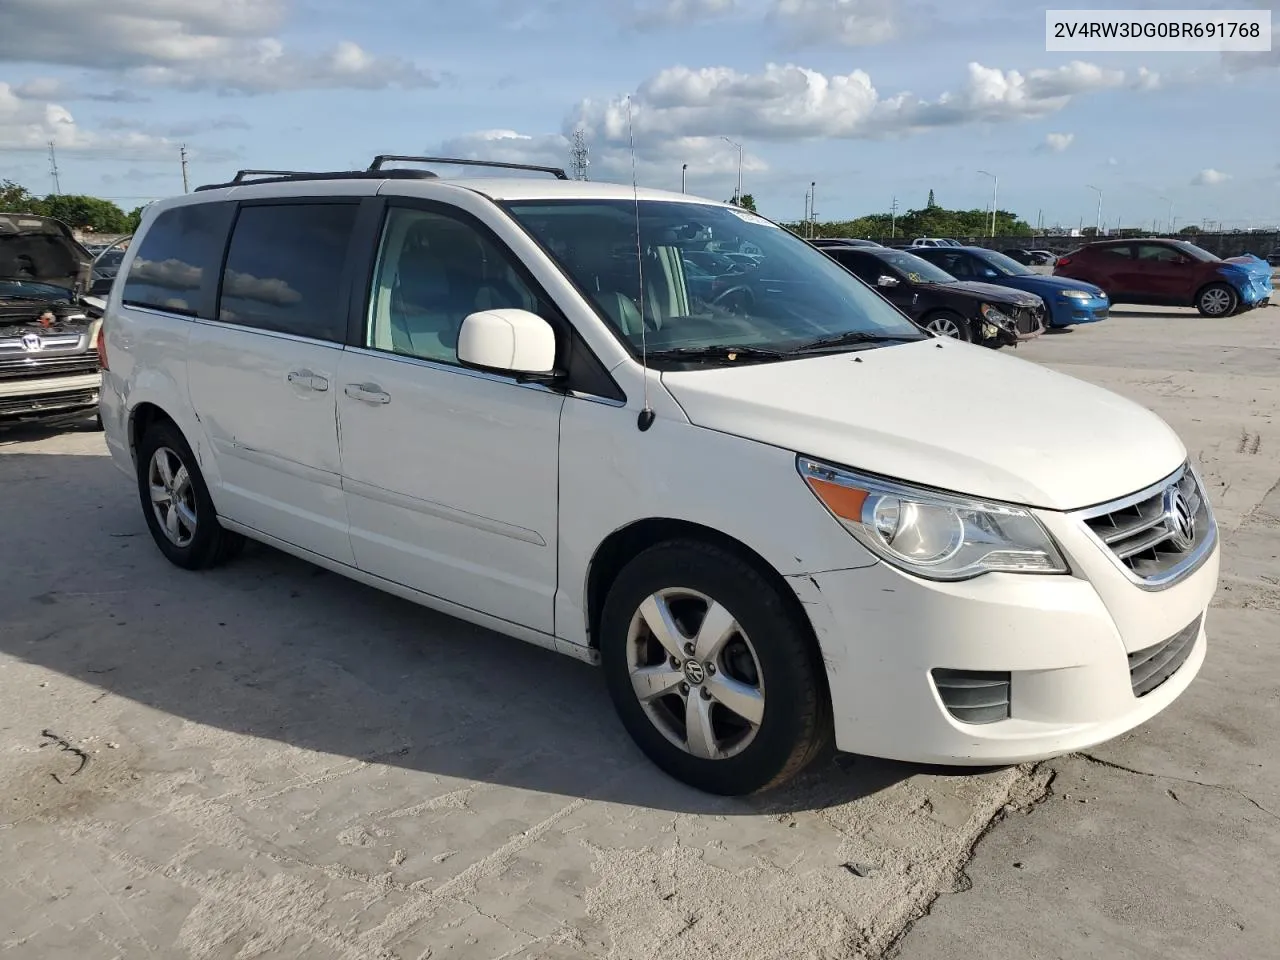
[[809, 181, 816, 237], [1086, 184, 1102, 236], [681, 163, 687, 194], [890, 196, 898, 239], [1158, 194, 1172, 235], [977, 170, 998, 237], [721, 136, 743, 205]]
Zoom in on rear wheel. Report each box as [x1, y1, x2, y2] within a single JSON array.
[[1196, 283, 1238, 317], [599, 540, 831, 795], [136, 419, 244, 569], [922, 310, 972, 341]]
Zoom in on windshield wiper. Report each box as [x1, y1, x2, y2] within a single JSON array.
[[645, 344, 788, 362], [790, 331, 924, 353]]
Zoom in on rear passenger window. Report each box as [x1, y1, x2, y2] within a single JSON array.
[[122, 202, 233, 318], [217, 203, 358, 341]]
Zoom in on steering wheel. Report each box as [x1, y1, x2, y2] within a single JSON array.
[[710, 284, 755, 312]]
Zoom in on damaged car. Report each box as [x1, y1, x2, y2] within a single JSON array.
[[0, 213, 103, 428], [819, 244, 1046, 345]]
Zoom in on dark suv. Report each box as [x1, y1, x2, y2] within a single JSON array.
[[819, 245, 1045, 345]]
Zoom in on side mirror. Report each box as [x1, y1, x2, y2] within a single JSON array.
[[876, 275, 900, 288], [457, 308, 559, 380]]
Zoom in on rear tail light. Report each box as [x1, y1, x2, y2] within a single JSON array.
[[95, 323, 109, 371], [1055, 256, 1071, 267]]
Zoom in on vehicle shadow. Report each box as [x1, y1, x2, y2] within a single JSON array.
[[0, 450, 927, 815]]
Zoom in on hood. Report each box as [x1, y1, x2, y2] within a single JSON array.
[[660, 340, 1186, 511], [1222, 254, 1274, 287], [939, 279, 1043, 306], [992, 274, 1105, 298], [0, 213, 93, 292]]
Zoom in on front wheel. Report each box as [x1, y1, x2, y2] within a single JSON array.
[[1196, 283, 1238, 317], [922, 310, 972, 341], [136, 419, 244, 570], [599, 540, 831, 795]]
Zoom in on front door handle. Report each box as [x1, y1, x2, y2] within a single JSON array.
[[287, 369, 329, 392], [344, 383, 391, 404]]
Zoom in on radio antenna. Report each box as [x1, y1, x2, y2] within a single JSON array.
[[629, 96, 655, 431]]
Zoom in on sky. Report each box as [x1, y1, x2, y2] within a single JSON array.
[[1, 0, 1277, 230]]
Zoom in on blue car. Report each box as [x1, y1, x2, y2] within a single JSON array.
[[912, 246, 1109, 328]]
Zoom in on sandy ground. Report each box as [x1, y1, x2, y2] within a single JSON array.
[[0, 302, 1276, 959]]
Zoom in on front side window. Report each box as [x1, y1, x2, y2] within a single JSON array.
[[503, 199, 925, 364], [122, 202, 233, 317], [217, 203, 358, 341], [1136, 244, 1185, 262], [972, 250, 1034, 277], [365, 206, 543, 365]]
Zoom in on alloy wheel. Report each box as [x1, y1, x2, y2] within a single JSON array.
[[925, 316, 962, 338], [148, 446, 198, 547], [1200, 287, 1233, 316], [625, 588, 765, 760]]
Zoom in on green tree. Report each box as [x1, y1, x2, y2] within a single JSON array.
[[37, 194, 130, 233], [0, 180, 41, 213], [1178, 225, 1201, 236], [125, 205, 147, 233], [731, 193, 758, 212]]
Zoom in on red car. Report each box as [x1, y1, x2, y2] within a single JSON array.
[[1054, 238, 1274, 317]]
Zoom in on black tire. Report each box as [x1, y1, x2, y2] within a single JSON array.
[[136, 418, 244, 570], [91, 412, 104, 431], [921, 309, 972, 342], [1195, 282, 1238, 317], [599, 540, 832, 795]]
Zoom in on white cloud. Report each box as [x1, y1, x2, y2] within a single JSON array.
[[1191, 168, 1231, 186], [631, 0, 739, 29], [566, 59, 1129, 148], [770, 0, 899, 48], [1042, 132, 1074, 153], [0, 82, 175, 155], [0, 0, 436, 94]]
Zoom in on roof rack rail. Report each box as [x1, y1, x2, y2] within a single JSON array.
[[368, 155, 570, 180], [193, 167, 440, 192]]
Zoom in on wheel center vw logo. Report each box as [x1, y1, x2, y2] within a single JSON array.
[[1164, 487, 1196, 550], [682, 660, 706, 685], [20, 332, 43, 352]]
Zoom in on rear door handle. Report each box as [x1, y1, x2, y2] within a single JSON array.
[[344, 383, 391, 404], [287, 369, 329, 392]]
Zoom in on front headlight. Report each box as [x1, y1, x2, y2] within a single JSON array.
[[980, 303, 1016, 327], [1060, 289, 1092, 301], [797, 457, 1069, 581]]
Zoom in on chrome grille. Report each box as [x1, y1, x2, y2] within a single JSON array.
[[1129, 614, 1201, 697], [0, 353, 99, 380], [1074, 462, 1216, 589]]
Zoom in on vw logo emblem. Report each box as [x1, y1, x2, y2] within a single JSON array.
[[682, 660, 706, 686], [20, 332, 43, 353], [1164, 487, 1196, 550]]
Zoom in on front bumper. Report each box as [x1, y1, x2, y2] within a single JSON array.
[[1048, 296, 1109, 327], [790, 515, 1219, 765], [0, 372, 100, 423]]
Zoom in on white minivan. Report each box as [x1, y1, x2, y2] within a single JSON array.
[[98, 157, 1219, 795]]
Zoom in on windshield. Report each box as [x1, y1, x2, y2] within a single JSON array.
[[872, 249, 959, 284], [973, 250, 1034, 277], [1171, 240, 1220, 263], [503, 199, 925, 360]]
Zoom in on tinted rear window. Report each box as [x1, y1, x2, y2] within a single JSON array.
[[121, 203, 233, 317], [217, 203, 358, 341]]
